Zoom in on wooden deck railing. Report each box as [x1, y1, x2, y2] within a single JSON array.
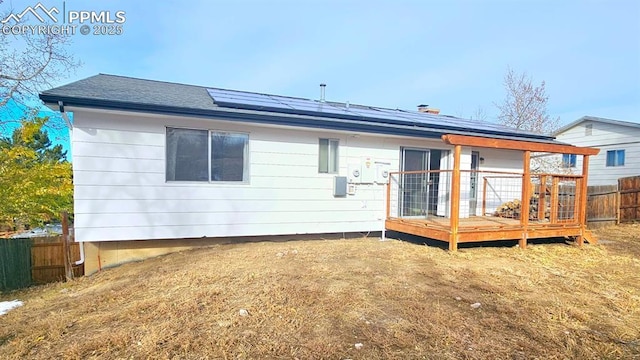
[[387, 169, 586, 227]]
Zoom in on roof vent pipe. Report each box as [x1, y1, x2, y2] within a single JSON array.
[[320, 83, 326, 102]]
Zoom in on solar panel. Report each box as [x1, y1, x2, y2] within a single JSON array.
[[375, 108, 537, 136], [346, 107, 409, 124], [206, 88, 542, 138], [207, 89, 292, 110], [362, 107, 459, 129], [277, 97, 355, 117]]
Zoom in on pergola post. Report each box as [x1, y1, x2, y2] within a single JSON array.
[[577, 155, 590, 245], [449, 144, 462, 251], [519, 151, 531, 249]]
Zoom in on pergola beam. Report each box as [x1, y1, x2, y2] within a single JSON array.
[[442, 134, 599, 156]]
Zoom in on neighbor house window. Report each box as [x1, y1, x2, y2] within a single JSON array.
[[585, 123, 593, 136], [319, 138, 339, 173], [166, 127, 249, 182], [562, 154, 577, 168], [606, 150, 625, 167]]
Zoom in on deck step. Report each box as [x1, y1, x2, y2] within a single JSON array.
[[583, 229, 598, 245]]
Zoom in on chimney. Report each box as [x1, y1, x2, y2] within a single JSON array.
[[417, 104, 440, 115], [319, 83, 326, 102]]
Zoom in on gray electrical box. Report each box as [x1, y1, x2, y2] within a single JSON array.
[[334, 176, 347, 197]]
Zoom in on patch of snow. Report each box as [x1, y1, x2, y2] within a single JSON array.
[[0, 300, 23, 315]]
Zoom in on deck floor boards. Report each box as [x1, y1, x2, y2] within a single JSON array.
[[387, 216, 583, 244]]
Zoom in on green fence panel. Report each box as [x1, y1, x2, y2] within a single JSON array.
[[0, 238, 33, 292]]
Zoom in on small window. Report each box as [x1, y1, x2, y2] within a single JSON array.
[[606, 150, 625, 167], [319, 138, 339, 173], [585, 123, 593, 136], [562, 154, 577, 168], [166, 127, 249, 182]]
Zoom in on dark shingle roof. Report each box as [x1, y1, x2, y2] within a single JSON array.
[[40, 74, 559, 143], [41, 74, 216, 110]]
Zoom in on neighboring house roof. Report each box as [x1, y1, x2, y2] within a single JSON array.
[[40, 74, 561, 144], [554, 115, 640, 136]]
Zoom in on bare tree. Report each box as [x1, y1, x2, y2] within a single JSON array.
[[495, 68, 570, 174], [0, 1, 79, 125], [495, 67, 559, 135]]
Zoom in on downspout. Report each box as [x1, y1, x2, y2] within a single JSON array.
[[58, 101, 83, 266], [73, 228, 84, 266], [58, 101, 73, 130]]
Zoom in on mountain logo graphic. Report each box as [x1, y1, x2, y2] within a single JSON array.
[[1, 2, 60, 24]]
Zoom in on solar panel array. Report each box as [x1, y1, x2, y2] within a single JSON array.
[[206, 88, 539, 137]]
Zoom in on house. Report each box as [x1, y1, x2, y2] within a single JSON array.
[[39, 75, 598, 274], [554, 116, 640, 186]]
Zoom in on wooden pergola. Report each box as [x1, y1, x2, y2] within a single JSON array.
[[385, 134, 600, 251]]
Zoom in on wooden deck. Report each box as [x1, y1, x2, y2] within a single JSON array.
[[384, 134, 599, 251], [385, 216, 585, 245]]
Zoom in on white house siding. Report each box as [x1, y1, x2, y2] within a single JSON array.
[[555, 121, 640, 186], [72, 109, 526, 242]]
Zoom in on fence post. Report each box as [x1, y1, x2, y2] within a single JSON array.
[[61, 211, 74, 281], [616, 190, 621, 225]]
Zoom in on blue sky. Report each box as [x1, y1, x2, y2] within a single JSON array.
[[2, 0, 639, 151]]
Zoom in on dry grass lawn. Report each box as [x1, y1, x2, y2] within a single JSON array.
[[1, 225, 639, 359]]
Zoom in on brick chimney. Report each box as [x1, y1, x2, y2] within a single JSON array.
[[417, 104, 440, 115]]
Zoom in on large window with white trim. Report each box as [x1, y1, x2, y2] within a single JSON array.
[[166, 127, 249, 182]]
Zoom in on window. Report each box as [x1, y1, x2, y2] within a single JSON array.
[[585, 123, 593, 136], [319, 138, 339, 173], [211, 132, 249, 181], [166, 128, 208, 181], [606, 150, 625, 167], [166, 127, 249, 182], [562, 154, 577, 168]]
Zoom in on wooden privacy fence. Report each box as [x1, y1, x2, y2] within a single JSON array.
[[31, 236, 84, 284], [0, 238, 32, 292], [0, 235, 83, 292], [586, 185, 619, 228], [584, 175, 640, 227], [619, 176, 640, 223]]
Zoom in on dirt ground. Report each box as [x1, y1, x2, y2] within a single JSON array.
[[1, 225, 639, 359]]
